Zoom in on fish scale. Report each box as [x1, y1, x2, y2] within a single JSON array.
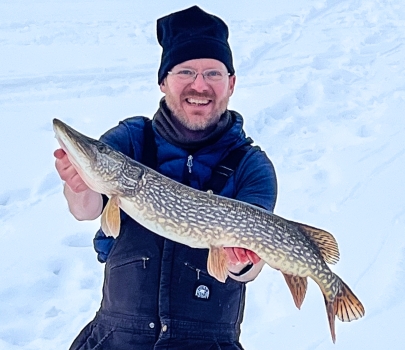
[[53, 118, 365, 343]]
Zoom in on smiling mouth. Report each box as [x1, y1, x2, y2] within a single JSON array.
[[186, 97, 211, 106]]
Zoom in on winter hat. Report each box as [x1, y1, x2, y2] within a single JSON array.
[[157, 6, 235, 84]]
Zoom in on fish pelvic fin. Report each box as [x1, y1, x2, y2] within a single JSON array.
[[282, 273, 308, 309], [324, 277, 365, 343], [293, 221, 340, 264], [101, 196, 121, 238], [207, 246, 228, 283]]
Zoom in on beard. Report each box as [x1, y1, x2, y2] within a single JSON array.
[[164, 89, 230, 131]]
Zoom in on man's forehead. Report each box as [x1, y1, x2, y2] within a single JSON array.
[[174, 58, 227, 70]]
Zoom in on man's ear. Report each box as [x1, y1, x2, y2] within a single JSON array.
[[160, 79, 167, 93], [229, 75, 236, 96]]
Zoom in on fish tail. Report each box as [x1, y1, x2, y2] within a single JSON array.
[[324, 277, 365, 343]]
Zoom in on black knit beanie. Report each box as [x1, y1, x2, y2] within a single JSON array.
[[157, 6, 235, 84]]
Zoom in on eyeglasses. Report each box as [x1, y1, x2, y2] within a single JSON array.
[[167, 69, 230, 83]]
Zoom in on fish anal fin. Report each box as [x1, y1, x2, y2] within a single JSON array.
[[283, 273, 307, 309], [293, 221, 340, 264], [207, 246, 228, 283], [101, 196, 121, 238]]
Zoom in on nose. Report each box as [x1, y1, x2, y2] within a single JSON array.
[[190, 73, 209, 92]]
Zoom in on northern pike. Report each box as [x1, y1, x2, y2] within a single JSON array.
[[53, 118, 365, 343]]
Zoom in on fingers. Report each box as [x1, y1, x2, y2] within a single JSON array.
[[54, 148, 89, 193], [69, 173, 90, 193], [224, 247, 261, 265], [53, 148, 66, 159], [246, 249, 261, 264], [224, 247, 240, 264]]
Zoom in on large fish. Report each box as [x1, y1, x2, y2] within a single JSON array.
[[53, 118, 365, 342]]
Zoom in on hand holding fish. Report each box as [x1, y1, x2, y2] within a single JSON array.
[[225, 247, 261, 265], [54, 148, 103, 220], [54, 148, 89, 193]]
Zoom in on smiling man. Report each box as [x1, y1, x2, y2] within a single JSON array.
[[55, 6, 277, 350], [162, 58, 235, 137]]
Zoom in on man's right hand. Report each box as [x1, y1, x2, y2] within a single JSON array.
[[54, 148, 89, 193], [54, 148, 103, 220]]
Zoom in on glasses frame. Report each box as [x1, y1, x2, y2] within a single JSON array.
[[167, 69, 231, 83]]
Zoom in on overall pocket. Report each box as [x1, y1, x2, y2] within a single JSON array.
[[73, 323, 114, 350], [102, 255, 160, 315]]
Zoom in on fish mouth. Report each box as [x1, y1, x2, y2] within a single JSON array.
[[53, 118, 107, 193], [53, 118, 97, 165]]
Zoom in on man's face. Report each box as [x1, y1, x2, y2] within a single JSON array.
[[160, 59, 236, 132]]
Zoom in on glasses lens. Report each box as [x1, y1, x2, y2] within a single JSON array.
[[204, 70, 225, 81], [173, 69, 196, 80]]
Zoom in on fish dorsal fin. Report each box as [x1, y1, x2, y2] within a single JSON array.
[[101, 196, 121, 238], [293, 221, 340, 264], [207, 246, 228, 283]]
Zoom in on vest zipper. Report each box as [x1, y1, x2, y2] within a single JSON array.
[[187, 155, 193, 173]]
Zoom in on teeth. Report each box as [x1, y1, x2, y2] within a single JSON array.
[[187, 98, 210, 105]]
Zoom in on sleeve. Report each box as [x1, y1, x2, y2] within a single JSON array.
[[93, 120, 136, 263], [234, 146, 277, 212], [99, 122, 133, 156], [228, 146, 278, 282]]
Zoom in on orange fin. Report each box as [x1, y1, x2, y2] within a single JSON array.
[[283, 273, 308, 309], [334, 278, 365, 322], [207, 246, 228, 283], [325, 300, 337, 343], [325, 277, 365, 343], [291, 221, 340, 264], [101, 196, 121, 238]]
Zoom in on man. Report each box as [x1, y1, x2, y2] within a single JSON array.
[[55, 6, 277, 350]]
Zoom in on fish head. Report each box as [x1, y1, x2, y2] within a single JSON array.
[[53, 118, 135, 196]]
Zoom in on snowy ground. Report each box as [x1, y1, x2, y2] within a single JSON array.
[[0, 0, 404, 349]]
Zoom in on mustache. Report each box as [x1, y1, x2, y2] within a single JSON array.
[[182, 90, 215, 100]]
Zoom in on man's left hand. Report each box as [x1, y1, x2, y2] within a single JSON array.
[[224, 247, 261, 265]]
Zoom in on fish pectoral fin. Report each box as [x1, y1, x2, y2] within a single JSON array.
[[101, 196, 121, 238], [207, 246, 228, 283], [292, 221, 340, 265], [282, 273, 307, 309]]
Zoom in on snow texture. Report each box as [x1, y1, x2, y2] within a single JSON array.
[[0, 0, 404, 349]]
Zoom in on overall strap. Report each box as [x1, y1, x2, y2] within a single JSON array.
[[142, 118, 158, 170], [203, 143, 252, 194]]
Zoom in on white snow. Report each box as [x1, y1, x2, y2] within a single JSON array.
[[1, 0, 404, 349]]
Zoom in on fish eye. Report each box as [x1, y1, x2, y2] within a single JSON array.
[[97, 144, 108, 153]]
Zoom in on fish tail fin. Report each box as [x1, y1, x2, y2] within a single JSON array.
[[282, 273, 308, 309], [324, 298, 337, 343], [324, 277, 365, 343], [334, 278, 365, 322]]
